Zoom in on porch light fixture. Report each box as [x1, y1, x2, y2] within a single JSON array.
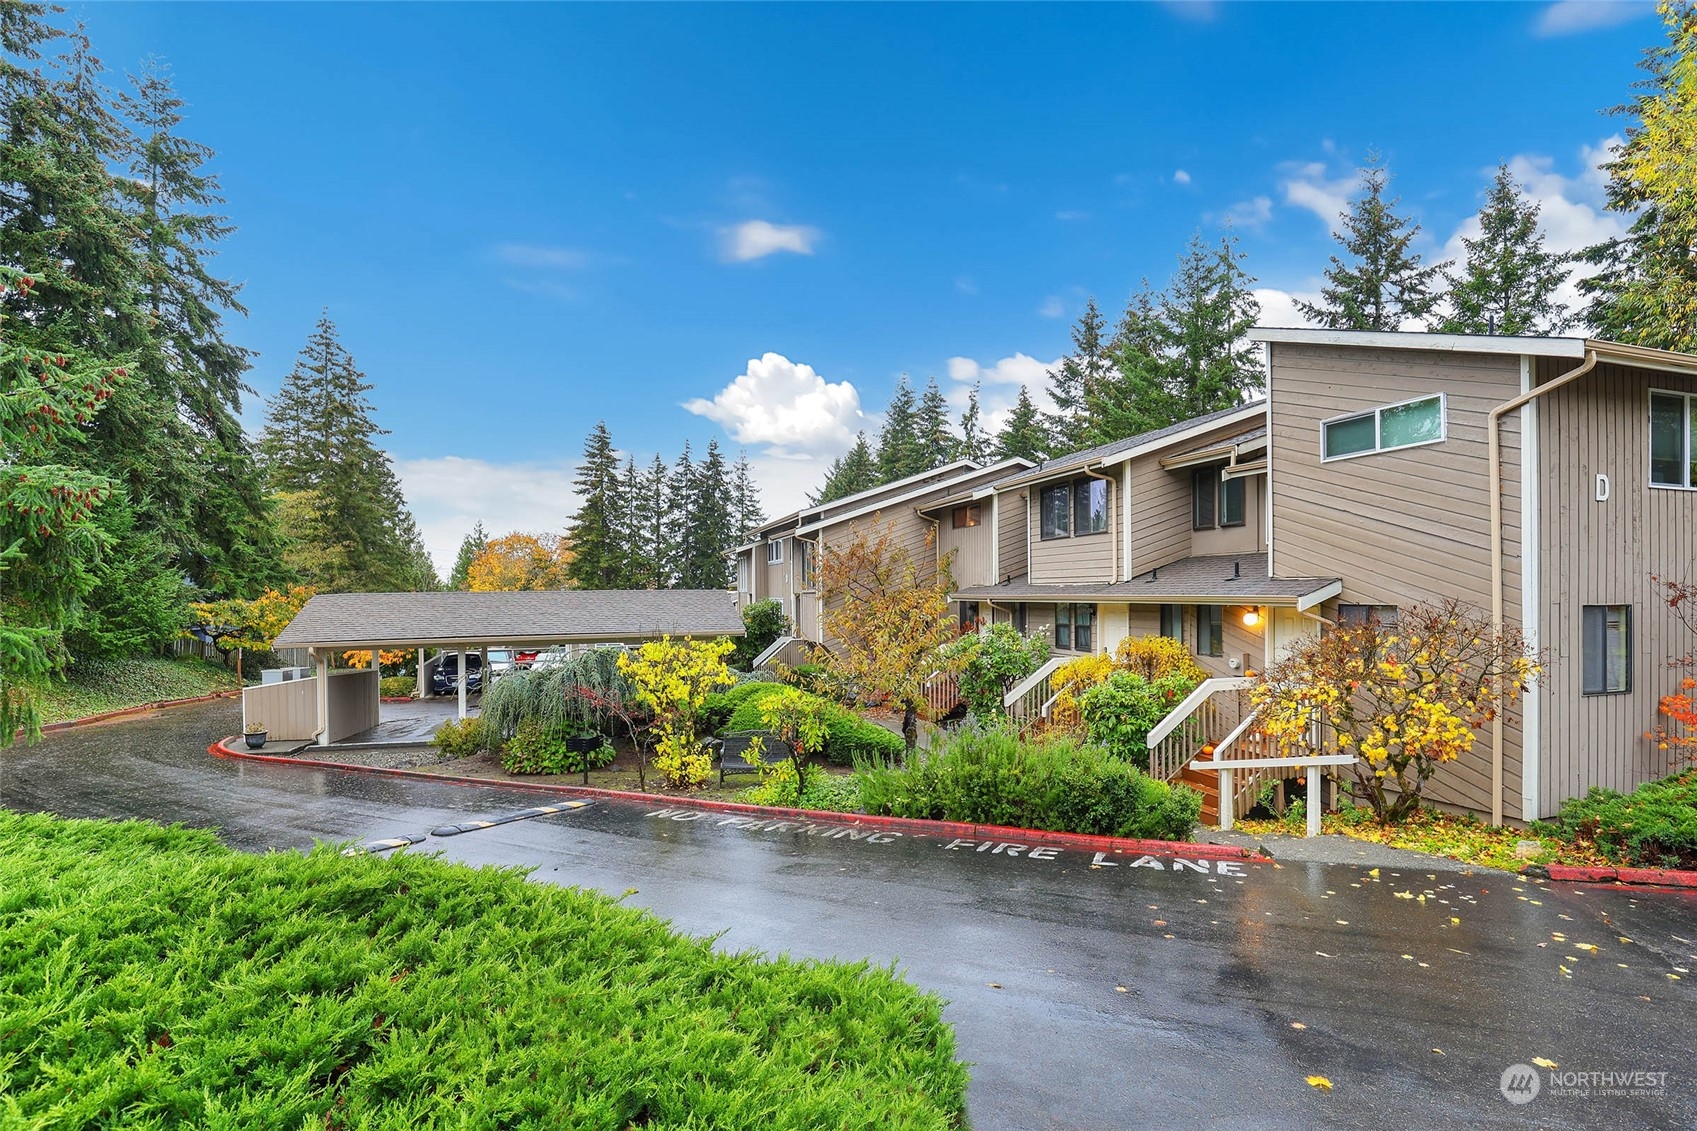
[[1241, 608, 1262, 628]]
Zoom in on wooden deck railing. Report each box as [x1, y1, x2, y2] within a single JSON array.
[[1003, 656, 1069, 727], [1146, 677, 1253, 784]]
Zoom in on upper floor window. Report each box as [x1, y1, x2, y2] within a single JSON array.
[[1582, 604, 1631, 695], [951, 503, 982, 529], [1650, 390, 1696, 489], [766, 539, 784, 564], [1040, 478, 1108, 539], [1192, 468, 1245, 530], [1322, 394, 1445, 461], [798, 541, 815, 588]]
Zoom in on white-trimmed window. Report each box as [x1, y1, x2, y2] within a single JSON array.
[[1322, 394, 1446, 461], [951, 503, 982, 529], [1650, 390, 1697, 489], [1039, 479, 1109, 539], [1055, 603, 1096, 652], [1197, 604, 1224, 657], [1338, 604, 1399, 627], [766, 539, 784, 564], [1582, 604, 1630, 695]]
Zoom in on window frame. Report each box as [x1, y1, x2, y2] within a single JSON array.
[[1072, 479, 1109, 536], [1054, 602, 1072, 650], [1649, 388, 1697, 491], [1197, 604, 1224, 658], [1054, 602, 1096, 652], [1039, 483, 1072, 540], [951, 503, 982, 529], [1581, 604, 1632, 696], [1159, 603, 1183, 640], [1218, 474, 1246, 528], [765, 539, 784, 565], [1192, 468, 1218, 530], [1338, 604, 1400, 627], [1320, 393, 1447, 463]]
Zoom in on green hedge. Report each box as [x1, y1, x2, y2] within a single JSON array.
[[857, 723, 1201, 841], [1541, 770, 1697, 869], [430, 717, 485, 758], [378, 675, 415, 698], [500, 721, 617, 775], [712, 684, 902, 766], [0, 813, 969, 1130]]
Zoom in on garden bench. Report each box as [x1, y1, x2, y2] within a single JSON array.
[[712, 729, 790, 784]]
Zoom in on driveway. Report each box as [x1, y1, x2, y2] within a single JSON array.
[[3, 700, 1693, 1130]]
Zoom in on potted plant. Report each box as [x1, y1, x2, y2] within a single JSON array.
[[243, 722, 268, 750]]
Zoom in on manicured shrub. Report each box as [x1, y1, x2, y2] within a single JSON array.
[[730, 598, 791, 669], [744, 760, 863, 812], [0, 812, 969, 1129], [1113, 634, 1209, 684], [938, 623, 1050, 720], [821, 706, 904, 765], [783, 662, 831, 695], [1079, 671, 1201, 770], [722, 681, 796, 732], [431, 716, 485, 758], [379, 675, 415, 698], [855, 722, 1200, 841], [500, 720, 617, 775], [1542, 771, 1697, 868]]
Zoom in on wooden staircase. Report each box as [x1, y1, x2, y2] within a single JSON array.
[[1176, 760, 1222, 826]]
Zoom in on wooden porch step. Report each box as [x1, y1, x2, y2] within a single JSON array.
[[1176, 764, 1222, 826]]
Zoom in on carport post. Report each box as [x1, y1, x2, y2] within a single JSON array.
[[416, 648, 425, 699], [457, 647, 467, 720], [315, 649, 330, 747]]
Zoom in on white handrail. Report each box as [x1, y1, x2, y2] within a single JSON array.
[[751, 635, 798, 669], [1146, 676, 1251, 748], [1003, 655, 1068, 708], [1190, 753, 1358, 837], [1212, 706, 1262, 760]]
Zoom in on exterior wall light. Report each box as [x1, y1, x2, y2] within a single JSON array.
[[1241, 608, 1262, 628]]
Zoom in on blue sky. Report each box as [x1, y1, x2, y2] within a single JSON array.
[[84, 1, 1658, 570]]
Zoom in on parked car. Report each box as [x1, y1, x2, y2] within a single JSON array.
[[431, 652, 484, 696], [485, 648, 516, 680], [513, 649, 541, 669], [529, 648, 569, 672]]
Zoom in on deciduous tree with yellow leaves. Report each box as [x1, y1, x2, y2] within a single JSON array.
[[186, 586, 316, 668], [1251, 600, 1537, 822], [616, 636, 735, 788], [466, 532, 574, 592]]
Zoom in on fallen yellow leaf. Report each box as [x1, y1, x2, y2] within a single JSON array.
[[987, 982, 1002, 989], [1432, 1048, 1444, 1055], [1114, 986, 1127, 993], [1532, 1057, 1558, 1069], [1401, 954, 1414, 960], [1394, 891, 1414, 900], [1450, 917, 1461, 925], [1290, 1022, 1307, 1030], [1306, 1075, 1333, 1090], [1368, 868, 1380, 878], [1576, 943, 1599, 953]]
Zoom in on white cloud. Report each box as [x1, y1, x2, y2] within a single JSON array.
[[395, 455, 581, 577], [495, 243, 590, 270], [683, 353, 865, 457], [722, 220, 822, 262], [1535, 0, 1651, 36], [1219, 195, 1273, 231], [1281, 161, 1360, 230], [1038, 295, 1066, 319], [945, 353, 1061, 435], [1252, 287, 1323, 330], [1173, 169, 1192, 186]]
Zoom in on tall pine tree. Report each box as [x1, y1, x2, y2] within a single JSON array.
[[956, 382, 991, 462], [564, 421, 626, 589], [1297, 157, 1445, 331], [914, 376, 956, 469], [448, 522, 488, 590], [664, 440, 697, 587], [679, 439, 735, 588], [625, 453, 672, 588], [995, 386, 1050, 463], [1435, 165, 1572, 336], [876, 377, 925, 482], [1044, 297, 1112, 453], [258, 315, 432, 591], [811, 433, 881, 504], [729, 449, 764, 538]]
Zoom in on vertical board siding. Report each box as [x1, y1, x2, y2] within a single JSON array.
[[997, 489, 1029, 580], [1536, 359, 1697, 814], [242, 680, 318, 742], [1028, 478, 1117, 584], [938, 519, 997, 588], [1268, 343, 1526, 818]]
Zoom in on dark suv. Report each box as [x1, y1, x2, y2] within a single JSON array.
[[431, 652, 484, 696]]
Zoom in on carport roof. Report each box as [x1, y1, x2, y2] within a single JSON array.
[[273, 589, 745, 650]]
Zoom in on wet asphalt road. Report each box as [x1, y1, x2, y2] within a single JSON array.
[[3, 701, 1695, 1130]]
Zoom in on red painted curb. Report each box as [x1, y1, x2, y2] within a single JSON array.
[[209, 737, 1260, 860], [1540, 863, 1697, 888], [20, 690, 240, 741]]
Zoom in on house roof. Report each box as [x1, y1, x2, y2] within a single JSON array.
[[1248, 327, 1697, 376], [273, 589, 745, 650], [992, 401, 1267, 488], [954, 552, 1340, 610]]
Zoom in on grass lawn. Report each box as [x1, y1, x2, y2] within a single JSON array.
[[0, 813, 969, 1130], [40, 655, 240, 724], [1233, 806, 1614, 871]]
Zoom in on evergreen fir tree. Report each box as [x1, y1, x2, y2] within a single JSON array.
[[1436, 165, 1572, 336], [448, 522, 488, 590], [1162, 231, 1262, 418], [956, 382, 991, 462], [914, 377, 956, 469], [679, 439, 735, 588], [625, 454, 672, 588], [810, 433, 881, 504], [876, 377, 924, 482], [257, 315, 429, 592], [1581, 4, 1697, 350], [665, 441, 697, 587], [994, 386, 1050, 463], [1297, 157, 1446, 331], [1089, 283, 1175, 444], [1044, 297, 1112, 452], [730, 449, 765, 538], [563, 421, 625, 590]]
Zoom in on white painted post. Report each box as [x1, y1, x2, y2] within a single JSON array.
[[456, 647, 467, 720], [316, 649, 330, 746], [1218, 768, 1234, 831], [416, 647, 426, 699], [1306, 761, 1322, 837]]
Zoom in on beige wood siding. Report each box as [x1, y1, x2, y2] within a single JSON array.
[[997, 489, 1029, 580], [759, 538, 791, 604], [1268, 342, 1527, 819], [1192, 473, 1266, 557], [1129, 454, 1191, 576], [1029, 478, 1117, 584], [241, 679, 319, 742], [1534, 359, 1697, 815], [938, 513, 996, 589]]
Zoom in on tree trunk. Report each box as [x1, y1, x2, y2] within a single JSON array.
[[902, 703, 918, 755]]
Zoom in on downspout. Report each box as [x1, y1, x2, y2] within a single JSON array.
[[1487, 349, 1597, 826]]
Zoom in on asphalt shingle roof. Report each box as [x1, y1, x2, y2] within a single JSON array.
[[954, 552, 1338, 604], [273, 590, 745, 649], [997, 400, 1266, 486]]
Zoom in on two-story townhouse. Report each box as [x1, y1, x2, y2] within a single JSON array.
[[732, 456, 1033, 644], [1252, 328, 1697, 824], [949, 404, 1340, 676]]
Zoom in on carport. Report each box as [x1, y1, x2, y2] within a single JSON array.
[[260, 589, 744, 746]]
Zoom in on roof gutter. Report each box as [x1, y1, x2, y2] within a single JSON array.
[[1487, 348, 1597, 826]]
